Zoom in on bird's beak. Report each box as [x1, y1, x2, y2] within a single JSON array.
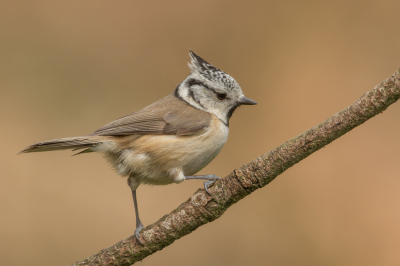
[[239, 96, 257, 105]]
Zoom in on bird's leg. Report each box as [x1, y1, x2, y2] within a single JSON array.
[[184, 174, 221, 194], [131, 189, 144, 244]]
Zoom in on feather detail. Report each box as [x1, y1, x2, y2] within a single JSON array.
[[19, 136, 102, 154], [72, 148, 93, 156], [89, 94, 211, 137]]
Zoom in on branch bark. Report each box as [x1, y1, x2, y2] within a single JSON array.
[[71, 69, 400, 266]]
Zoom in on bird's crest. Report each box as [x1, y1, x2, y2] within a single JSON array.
[[188, 50, 238, 89]]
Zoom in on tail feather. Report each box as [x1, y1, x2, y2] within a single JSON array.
[[19, 136, 102, 154]]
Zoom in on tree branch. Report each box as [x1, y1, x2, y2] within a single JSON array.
[[71, 69, 400, 266]]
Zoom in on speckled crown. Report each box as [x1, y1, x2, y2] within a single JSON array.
[[188, 50, 239, 89]]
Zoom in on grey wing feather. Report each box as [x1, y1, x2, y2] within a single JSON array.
[[90, 93, 211, 137]]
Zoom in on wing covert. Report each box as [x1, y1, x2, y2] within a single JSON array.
[[90, 93, 211, 137]]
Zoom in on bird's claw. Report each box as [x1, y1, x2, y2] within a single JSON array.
[[135, 224, 144, 245], [204, 175, 221, 194]]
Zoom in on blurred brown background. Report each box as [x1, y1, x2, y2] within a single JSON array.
[[1, 0, 400, 265]]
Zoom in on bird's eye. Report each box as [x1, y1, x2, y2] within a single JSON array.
[[216, 93, 227, 100]]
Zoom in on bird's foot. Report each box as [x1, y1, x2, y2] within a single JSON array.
[[203, 175, 221, 194], [135, 223, 144, 245]]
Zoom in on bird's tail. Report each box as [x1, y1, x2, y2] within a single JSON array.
[[18, 136, 103, 154]]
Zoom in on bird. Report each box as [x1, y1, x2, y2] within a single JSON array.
[[19, 50, 257, 244]]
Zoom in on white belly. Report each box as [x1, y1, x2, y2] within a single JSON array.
[[181, 121, 229, 175]]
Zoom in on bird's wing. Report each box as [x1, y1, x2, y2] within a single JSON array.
[[90, 93, 212, 137]]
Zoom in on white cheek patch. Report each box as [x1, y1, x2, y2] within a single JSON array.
[[178, 86, 206, 111], [178, 85, 230, 124]]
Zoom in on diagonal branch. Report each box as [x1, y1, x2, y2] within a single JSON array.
[[71, 69, 400, 266]]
